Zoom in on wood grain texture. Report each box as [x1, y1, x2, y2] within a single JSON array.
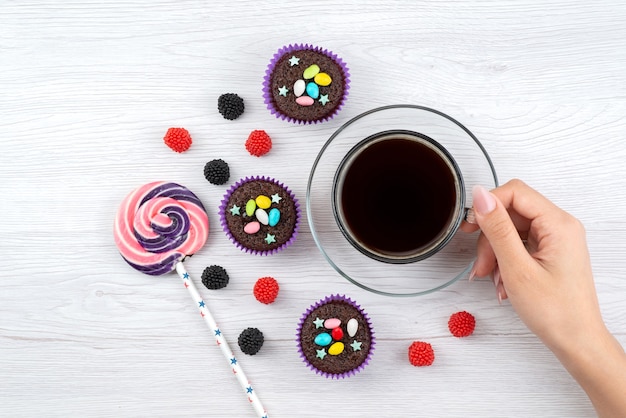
[[1, 1, 625, 416]]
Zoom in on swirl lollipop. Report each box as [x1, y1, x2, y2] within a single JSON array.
[[114, 181, 268, 418], [114, 181, 208, 274]]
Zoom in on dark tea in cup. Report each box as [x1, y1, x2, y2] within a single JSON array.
[[332, 130, 466, 263]]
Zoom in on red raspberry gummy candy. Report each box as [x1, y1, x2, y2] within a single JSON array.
[[253, 276, 279, 304], [408, 341, 435, 367], [245, 130, 272, 157], [448, 311, 476, 338]]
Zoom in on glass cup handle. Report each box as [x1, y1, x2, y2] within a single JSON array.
[[464, 207, 477, 225]]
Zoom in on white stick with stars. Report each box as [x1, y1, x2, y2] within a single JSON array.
[[175, 262, 268, 418]]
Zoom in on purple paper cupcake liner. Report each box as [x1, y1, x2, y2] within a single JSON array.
[[296, 294, 375, 379], [262, 43, 350, 124], [219, 175, 300, 256]]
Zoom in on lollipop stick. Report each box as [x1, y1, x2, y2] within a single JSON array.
[[175, 262, 268, 418]]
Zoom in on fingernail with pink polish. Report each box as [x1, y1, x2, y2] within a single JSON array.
[[496, 282, 506, 305], [493, 265, 501, 288], [472, 185, 496, 215], [468, 265, 477, 282]]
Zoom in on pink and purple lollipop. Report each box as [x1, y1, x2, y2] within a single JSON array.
[[113, 181, 268, 417], [114, 181, 209, 275]]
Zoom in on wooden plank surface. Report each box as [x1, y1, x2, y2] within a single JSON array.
[[1, 1, 625, 416]]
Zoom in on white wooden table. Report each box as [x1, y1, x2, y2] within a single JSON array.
[[2, 1, 625, 416]]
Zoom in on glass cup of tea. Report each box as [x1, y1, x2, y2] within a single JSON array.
[[307, 105, 498, 296], [332, 129, 466, 264]]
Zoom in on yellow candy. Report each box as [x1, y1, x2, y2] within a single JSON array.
[[328, 342, 344, 356], [314, 72, 332, 86], [255, 195, 271, 209]]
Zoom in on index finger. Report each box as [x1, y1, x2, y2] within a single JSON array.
[[490, 179, 561, 222], [460, 179, 546, 233]]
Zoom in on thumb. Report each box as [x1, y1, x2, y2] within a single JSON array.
[[472, 185, 530, 268]]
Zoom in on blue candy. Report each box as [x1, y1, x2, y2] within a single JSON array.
[[306, 82, 319, 99], [314, 332, 332, 346], [268, 207, 281, 227]]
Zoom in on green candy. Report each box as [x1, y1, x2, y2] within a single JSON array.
[[303, 64, 320, 80], [245, 199, 256, 216]]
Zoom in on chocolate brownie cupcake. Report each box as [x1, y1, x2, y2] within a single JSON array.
[[296, 294, 375, 379], [263, 44, 350, 124], [219, 176, 300, 255]]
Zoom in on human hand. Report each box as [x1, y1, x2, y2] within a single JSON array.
[[463, 179, 626, 417], [462, 179, 604, 353]]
